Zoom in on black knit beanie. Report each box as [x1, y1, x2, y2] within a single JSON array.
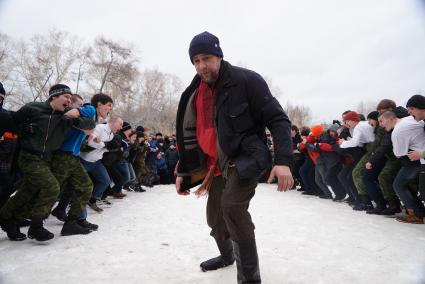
[[0, 82, 5, 96], [0, 82, 4, 108], [49, 84, 72, 99], [122, 121, 132, 132], [367, 111, 379, 121], [406, 94, 425, 110], [189, 31, 223, 63]]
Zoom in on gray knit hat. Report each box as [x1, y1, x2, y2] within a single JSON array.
[[49, 84, 72, 99]]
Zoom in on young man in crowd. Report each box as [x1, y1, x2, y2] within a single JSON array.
[[405, 94, 425, 204], [350, 111, 385, 211], [80, 116, 123, 212], [91, 93, 113, 124], [386, 95, 425, 224], [380, 110, 425, 223], [337, 111, 375, 209], [175, 31, 293, 283], [0, 82, 20, 209], [103, 121, 133, 198], [0, 84, 95, 241], [315, 124, 347, 200], [50, 94, 98, 235], [364, 99, 408, 215]]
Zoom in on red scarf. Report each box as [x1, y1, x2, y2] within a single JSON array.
[[195, 80, 221, 177]]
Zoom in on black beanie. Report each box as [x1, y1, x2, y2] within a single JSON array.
[[136, 131, 145, 138], [0, 82, 4, 108], [122, 121, 132, 132], [367, 111, 379, 121], [49, 84, 72, 99], [0, 82, 5, 96], [189, 31, 223, 63], [406, 94, 425, 110]]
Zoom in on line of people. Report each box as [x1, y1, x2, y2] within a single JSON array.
[[286, 96, 425, 224], [0, 82, 179, 242]]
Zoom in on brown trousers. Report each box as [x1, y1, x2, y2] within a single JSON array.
[[206, 167, 258, 241]]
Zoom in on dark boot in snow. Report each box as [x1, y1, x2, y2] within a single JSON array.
[[77, 219, 98, 231], [51, 207, 68, 222], [28, 218, 54, 241], [0, 217, 27, 241], [200, 239, 235, 272], [380, 199, 402, 215], [232, 239, 261, 284], [61, 220, 91, 236]]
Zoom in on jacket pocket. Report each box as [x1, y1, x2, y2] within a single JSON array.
[[227, 103, 254, 133], [235, 134, 272, 179]]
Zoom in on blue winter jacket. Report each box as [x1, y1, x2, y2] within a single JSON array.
[[60, 103, 96, 156]]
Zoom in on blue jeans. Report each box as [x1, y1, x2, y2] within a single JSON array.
[[126, 161, 136, 182], [393, 166, 425, 217], [80, 159, 111, 199]]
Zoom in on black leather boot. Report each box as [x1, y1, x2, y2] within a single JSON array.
[[353, 195, 373, 211], [61, 219, 92, 236], [0, 217, 27, 241], [232, 239, 261, 284], [366, 202, 387, 214], [200, 239, 235, 272], [380, 199, 402, 215], [28, 218, 54, 241]]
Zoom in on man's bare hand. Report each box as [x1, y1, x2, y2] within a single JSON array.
[[408, 150, 422, 161], [365, 162, 372, 170], [175, 176, 190, 196], [267, 165, 294, 192]]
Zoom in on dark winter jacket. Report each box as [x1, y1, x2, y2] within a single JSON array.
[[292, 133, 302, 151], [176, 60, 292, 190], [102, 132, 129, 165], [316, 132, 341, 167], [368, 130, 394, 165], [165, 148, 179, 166], [10, 101, 95, 159]]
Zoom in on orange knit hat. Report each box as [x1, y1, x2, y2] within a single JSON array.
[[310, 124, 324, 137]]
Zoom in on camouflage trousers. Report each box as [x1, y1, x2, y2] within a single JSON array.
[[0, 150, 60, 220], [378, 159, 401, 201], [352, 154, 369, 195], [50, 151, 93, 220]]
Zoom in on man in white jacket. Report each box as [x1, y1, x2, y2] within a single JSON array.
[[80, 116, 123, 212], [337, 111, 375, 209], [380, 110, 425, 224]]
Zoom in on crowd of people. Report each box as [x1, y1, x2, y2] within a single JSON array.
[[0, 79, 424, 245], [0, 82, 178, 242], [281, 96, 425, 224]]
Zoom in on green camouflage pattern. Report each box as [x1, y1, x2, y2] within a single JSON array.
[[0, 150, 60, 220], [51, 151, 92, 220]]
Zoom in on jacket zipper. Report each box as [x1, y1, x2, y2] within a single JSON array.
[[42, 110, 54, 158]]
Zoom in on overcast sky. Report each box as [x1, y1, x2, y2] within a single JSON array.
[[1, 0, 424, 123]]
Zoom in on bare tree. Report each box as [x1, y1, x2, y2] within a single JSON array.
[[86, 37, 139, 112], [6, 30, 82, 107], [284, 101, 312, 127], [130, 69, 183, 134], [0, 32, 14, 82], [355, 101, 377, 117]]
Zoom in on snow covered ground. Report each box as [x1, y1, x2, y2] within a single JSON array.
[[0, 184, 424, 284]]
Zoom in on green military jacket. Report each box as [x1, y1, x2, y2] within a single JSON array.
[[13, 101, 95, 159]]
